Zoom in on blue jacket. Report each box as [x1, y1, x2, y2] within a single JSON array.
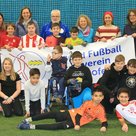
[[40, 21, 70, 40], [78, 28, 94, 43], [15, 19, 39, 37]]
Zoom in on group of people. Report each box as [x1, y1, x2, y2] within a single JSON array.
[[0, 6, 136, 133], [0, 7, 136, 53]]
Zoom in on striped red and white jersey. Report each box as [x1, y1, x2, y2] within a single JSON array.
[[94, 25, 121, 42], [20, 34, 44, 48]]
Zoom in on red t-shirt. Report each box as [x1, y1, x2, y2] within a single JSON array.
[[1, 35, 20, 48]]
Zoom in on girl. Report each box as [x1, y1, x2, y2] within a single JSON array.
[[0, 58, 23, 117], [76, 14, 94, 43], [94, 11, 121, 42], [1, 23, 20, 51], [0, 12, 6, 46], [15, 6, 39, 37]]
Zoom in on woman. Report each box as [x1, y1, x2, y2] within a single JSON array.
[[123, 9, 136, 56], [15, 7, 39, 37], [94, 11, 121, 42], [0, 58, 23, 117], [76, 14, 94, 43], [0, 12, 6, 46]]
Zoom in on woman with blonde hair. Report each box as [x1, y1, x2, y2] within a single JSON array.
[[0, 58, 23, 117], [76, 14, 94, 43]]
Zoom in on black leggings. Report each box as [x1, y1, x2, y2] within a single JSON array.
[[32, 111, 74, 130], [1, 98, 23, 117]]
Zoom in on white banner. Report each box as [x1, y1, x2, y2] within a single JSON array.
[[0, 36, 135, 89]]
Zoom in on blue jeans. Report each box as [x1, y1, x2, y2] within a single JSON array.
[[72, 87, 92, 108], [50, 77, 65, 98]]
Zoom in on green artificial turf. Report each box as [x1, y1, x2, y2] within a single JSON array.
[[0, 112, 136, 136]]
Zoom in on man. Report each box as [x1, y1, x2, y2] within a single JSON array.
[[40, 9, 70, 40]]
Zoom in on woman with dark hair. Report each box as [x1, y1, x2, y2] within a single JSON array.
[[15, 7, 39, 37], [123, 9, 136, 56], [94, 11, 121, 42], [0, 12, 6, 46]]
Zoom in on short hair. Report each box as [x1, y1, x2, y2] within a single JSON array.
[[70, 26, 79, 33], [53, 46, 63, 53], [51, 23, 60, 29], [71, 51, 82, 59], [29, 68, 40, 76], [6, 23, 16, 30], [127, 59, 136, 68], [51, 9, 60, 16], [92, 85, 104, 95], [117, 88, 130, 97], [115, 54, 125, 62], [27, 21, 36, 27]]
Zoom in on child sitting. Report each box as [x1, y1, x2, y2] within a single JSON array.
[[24, 68, 45, 117], [18, 21, 44, 49], [116, 88, 136, 132], [64, 26, 87, 49], [64, 51, 92, 108], [18, 86, 108, 132], [45, 23, 65, 47], [46, 46, 67, 102], [117, 59, 136, 100], [0, 23, 20, 51]]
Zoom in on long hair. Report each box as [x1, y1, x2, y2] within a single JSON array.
[[18, 6, 32, 24], [0, 58, 16, 81], [0, 12, 6, 30], [127, 9, 136, 25]]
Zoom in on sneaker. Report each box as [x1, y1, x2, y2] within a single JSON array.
[[17, 122, 30, 130]]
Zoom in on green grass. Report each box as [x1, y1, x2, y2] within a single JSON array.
[[0, 112, 136, 136]]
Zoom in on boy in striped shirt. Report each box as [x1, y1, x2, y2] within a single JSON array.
[[18, 21, 44, 49]]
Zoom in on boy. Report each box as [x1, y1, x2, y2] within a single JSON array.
[[117, 59, 136, 100], [18, 21, 44, 49], [18, 86, 108, 132], [64, 51, 92, 108], [64, 27, 87, 49], [98, 54, 126, 114], [116, 88, 136, 132], [46, 46, 67, 102], [24, 68, 45, 117], [45, 23, 65, 47]]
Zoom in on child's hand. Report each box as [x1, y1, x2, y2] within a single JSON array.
[[41, 109, 45, 114], [25, 112, 30, 117], [18, 46, 22, 51], [60, 43, 65, 47], [122, 124, 128, 132], [104, 64, 111, 70], [47, 54, 51, 62], [38, 44, 43, 49], [5, 45, 12, 52], [100, 126, 107, 132], [74, 125, 80, 130], [82, 42, 87, 47], [109, 98, 114, 103]]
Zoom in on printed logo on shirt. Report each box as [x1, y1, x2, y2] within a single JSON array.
[[126, 76, 136, 88], [72, 71, 84, 77]]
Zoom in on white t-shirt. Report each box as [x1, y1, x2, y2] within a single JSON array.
[[24, 79, 45, 112], [116, 100, 136, 125]]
